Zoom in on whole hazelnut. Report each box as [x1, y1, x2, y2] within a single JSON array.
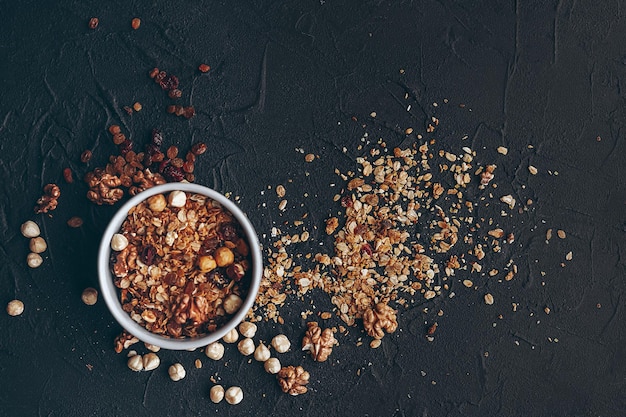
[[222, 328, 239, 344], [168, 190, 187, 208], [29, 237, 47, 253], [81, 287, 98, 305], [197, 255, 217, 272], [264, 357, 281, 374], [214, 247, 234, 267], [147, 194, 167, 212], [142, 353, 160, 371], [205, 341, 225, 360], [271, 334, 291, 353], [225, 386, 244, 405], [127, 354, 144, 372], [26, 252, 43, 268], [111, 233, 129, 251], [6, 299, 24, 316], [168, 363, 186, 381], [20, 220, 40, 238], [237, 338, 255, 356], [210, 385, 225, 403], [254, 342, 271, 362], [238, 322, 257, 338], [223, 294, 242, 315]]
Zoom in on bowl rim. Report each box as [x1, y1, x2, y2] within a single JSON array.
[[97, 182, 262, 350]]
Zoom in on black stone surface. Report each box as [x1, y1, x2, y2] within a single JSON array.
[[1, 1, 625, 416]]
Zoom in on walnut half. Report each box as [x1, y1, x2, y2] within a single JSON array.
[[362, 302, 398, 340], [277, 365, 310, 396], [301, 322, 337, 362]]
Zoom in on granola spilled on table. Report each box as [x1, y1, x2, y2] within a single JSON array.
[[110, 191, 252, 338]]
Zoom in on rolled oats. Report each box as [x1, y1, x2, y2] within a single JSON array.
[[110, 191, 253, 339]]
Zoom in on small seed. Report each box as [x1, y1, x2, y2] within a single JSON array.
[[276, 185, 286, 198], [484, 293, 494, 305], [565, 251, 573, 261], [6, 300, 24, 316], [369, 339, 381, 349], [497, 146, 508, 155], [557, 230, 566, 239], [305, 153, 315, 162], [81, 287, 98, 305], [405, 127, 414, 135], [131, 18, 141, 30], [463, 279, 473, 288], [528, 165, 538, 175], [278, 200, 287, 211]]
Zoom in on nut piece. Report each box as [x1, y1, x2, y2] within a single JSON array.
[[271, 334, 291, 353], [26, 253, 43, 268], [6, 299, 24, 316], [114, 331, 139, 353], [239, 321, 257, 338], [197, 256, 217, 272], [111, 233, 129, 251], [210, 385, 225, 403], [127, 354, 144, 372], [237, 338, 255, 356], [214, 247, 235, 267], [145, 343, 161, 352], [223, 294, 242, 315], [264, 357, 281, 374], [20, 221, 40, 238], [205, 341, 225, 360], [168, 363, 186, 381], [301, 321, 338, 362], [168, 190, 187, 208], [254, 342, 271, 362], [142, 353, 160, 371], [29, 237, 47, 253], [147, 194, 167, 212], [222, 328, 239, 344], [225, 386, 244, 405], [277, 365, 310, 396], [81, 287, 98, 305], [362, 302, 398, 340]]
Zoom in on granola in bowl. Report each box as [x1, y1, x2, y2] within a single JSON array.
[[98, 183, 262, 350]]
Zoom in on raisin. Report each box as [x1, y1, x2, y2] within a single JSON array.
[[341, 195, 353, 208], [119, 140, 133, 156], [88, 17, 99, 29], [168, 89, 182, 99], [63, 168, 74, 184], [360, 243, 373, 256], [141, 245, 157, 265], [219, 223, 238, 242], [198, 64, 211, 73], [191, 142, 207, 155], [80, 150, 93, 163], [162, 165, 184, 182], [166, 146, 178, 159]]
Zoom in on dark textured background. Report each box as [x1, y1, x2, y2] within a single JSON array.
[[1, 1, 625, 416]]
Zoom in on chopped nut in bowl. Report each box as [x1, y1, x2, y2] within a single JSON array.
[[98, 183, 262, 350]]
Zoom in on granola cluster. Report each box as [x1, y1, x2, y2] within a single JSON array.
[[110, 191, 252, 338]]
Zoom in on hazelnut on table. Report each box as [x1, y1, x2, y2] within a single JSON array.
[[205, 341, 225, 360], [6, 300, 24, 316], [210, 385, 225, 403], [225, 386, 243, 405], [168, 363, 186, 381], [271, 334, 291, 353]]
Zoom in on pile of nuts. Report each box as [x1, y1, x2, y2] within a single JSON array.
[[110, 191, 252, 338], [21, 220, 46, 268]]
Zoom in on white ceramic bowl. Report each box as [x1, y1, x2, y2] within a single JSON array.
[[98, 183, 262, 350]]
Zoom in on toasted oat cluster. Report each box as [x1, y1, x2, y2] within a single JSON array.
[[110, 191, 251, 338]]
